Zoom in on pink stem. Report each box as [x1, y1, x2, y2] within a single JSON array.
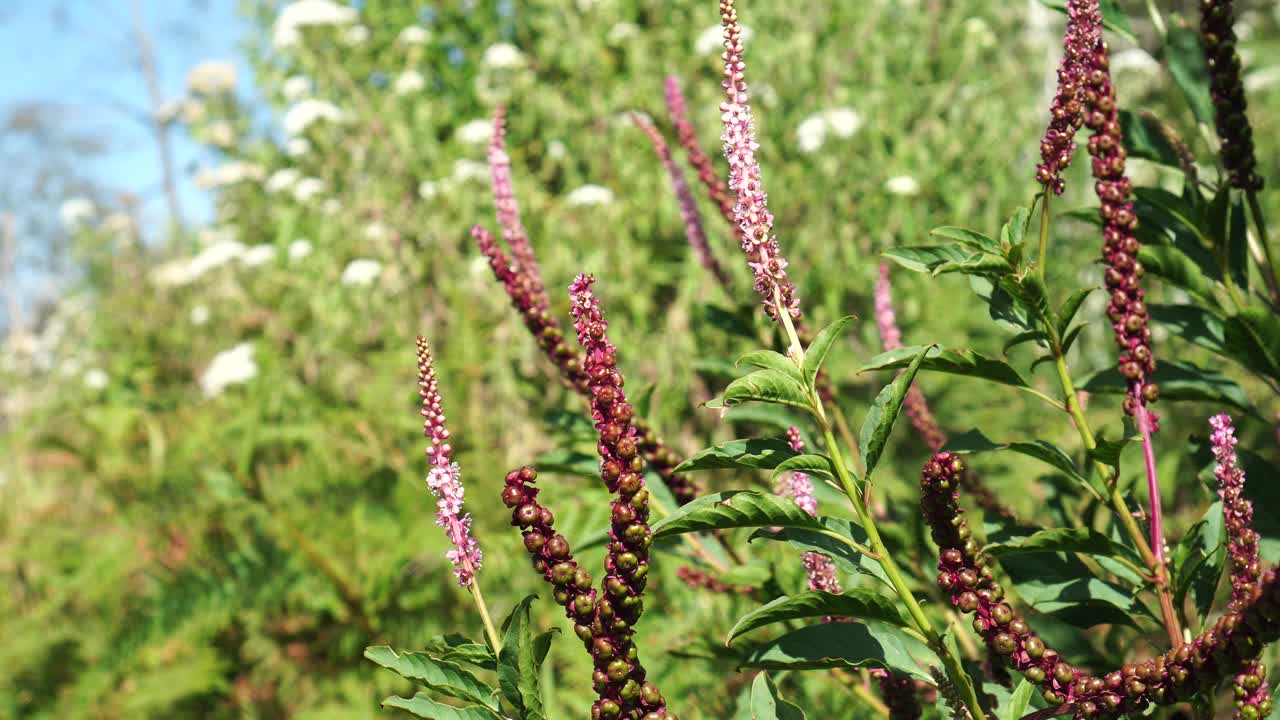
[[1134, 399, 1165, 566]]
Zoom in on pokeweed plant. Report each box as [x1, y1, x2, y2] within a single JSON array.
[[366, 1, 1280, 719]]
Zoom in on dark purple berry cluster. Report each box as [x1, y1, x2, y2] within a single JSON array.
[[921, 452, 1280, 720], [1035, 0, 1103, 194], [1200, 0, 1263, 191], [870, 669, 924, 720]]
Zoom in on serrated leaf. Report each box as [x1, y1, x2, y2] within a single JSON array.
[[380, 694, 503, 720], [1148, 304, 1226, 355], [727, 591, 905, 645], [860, 345, 1029, 389], [675, 438, 798, 473], [1164, 27, 1215, 123], [860, 346, 931, 479], [1079, 359, 1259, 418], [984, 528, 1126, 560], [738, 349, 803, 380], [802, 315, 855, 390], [1056, 287, 1096, 338], [722, 368, 812, 410], [1119, 110, 1182, 168], [365, 647, 499, 712], [750, 672, 808, 720], [742, 622, 938, 681], [497, 595, 544, 720], [930, 226, 999, 253], [750, 518, 890, 586], [882, 245, 972, 273], [651, 491, 823, 539], [770, 454, 836, 483]]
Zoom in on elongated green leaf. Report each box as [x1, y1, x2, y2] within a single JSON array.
[[738, 350, 803, 380], [420, 635, 496, 670], [750, 672, 808, 720], [802, 315, 855, 390], [1079, 359, 1259, 418], [652, 491, 823, 539], [882, 245, 972, 273], [381, 694, 503, 720], [365, 647, 499, 711], [1139, 245, 1216, 303], [1087, 434, 1132, 470], [497, 595, 544, 720], [947, 429, 1088, 486], [998, 553, 1138, 628], [721, 368, 811, 410], [1171, 502, 1225, 624], [1118, 110, 1182, 168], [1056, 287, 1096, 338], [750, 518, 890, 586], [933, 253, 1015, 278], [770, 454, 836, 483], [1003, 330, 1047, 355], [742, 622, 938, 681], [675, 438, 797, 473], [1224, 308, 1280, 382], [930, 226, 999, 253], [860, 346, 931, 479], [860, 345, 1029, 389], [1000, 680, 1038, 720], [1148, 304, 1226, 355], [1165, 27, 1214, 123], [727, 591, 905, 645], [984, 528, 1126, 560], [970, 276, 1036, 332]]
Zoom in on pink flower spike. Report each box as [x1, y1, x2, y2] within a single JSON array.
[[489, 105, 547, 308], [778, 426, 841, 597], [875, 264, 947, 452], [416, 337, 482, 587], [717, 0, 801, 322]]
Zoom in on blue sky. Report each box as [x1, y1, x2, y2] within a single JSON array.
[[0, 1, 256, 233]]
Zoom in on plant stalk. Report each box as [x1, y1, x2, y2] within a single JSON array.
[[1245, 190, 1280, 309], [469, 576, 503, 656]]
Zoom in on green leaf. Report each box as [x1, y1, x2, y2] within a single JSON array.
[[750, 518, 891, 586], [722, 369, 812, 410], [674, 438, 798, 473], [770, 454, 836, 483], [1188, 437, 1280, 565], [1164, 27, 1215, 123], [727, 591, 905, 645], [380, 694, 503, 720], [1002, 330, 1048, 355], [1139, 245, 1217, 303], [802, 315, 855, 390], [742, 622, 939, 681], [933, 252, 1015, 278], [1223, 308, 1280, 382], [1148, 304, 1226, 355], [700, 302, 758, 339], [1171, 502, 1225, 625], [497, 595, 544, 720], [860, 346, 932, 479], [651, 491, 823, 540], [724, 406, 808, 433], [365, 647, 499, 712], [860, 345, 1029, 389], [970, 276, 1036, 332], [998, 553, 1139, 628], [947, 429, 1089, 486], [1119, 110, 1182, 168], [984, 528, 1126, 560], [1207, 185, 1250, 294], [930, 226, 999, 253], [1088, 435, 1132, 470], [750, 672, 808, 720], [738, 350, 803, 380], [999, 680, 1038, 720], [882, 245, 972, 273], [1079, 359, 1259, 418], [1056, 288, 1096, 338], [1060, 324, 1087, 355]]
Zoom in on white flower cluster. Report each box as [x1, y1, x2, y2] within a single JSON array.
[[186, 60, 237, 95], [273, 0, 357, 49], [482, 43, 525, 69], [795, 107, 862, 154], [283, 99, 345, 136], [565, 184, 614, 207], [200, 342, 258, 398], [194, 162, 266, 189]]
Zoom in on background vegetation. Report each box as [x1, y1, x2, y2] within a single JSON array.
[[2, 1, 1279, 717]]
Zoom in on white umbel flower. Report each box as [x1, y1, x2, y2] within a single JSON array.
[[283, 99, 344, 136], [695, 23, 750, 54], [292, 177, 326, 201], [60, 197, 96, 231], [452, 160, 489, 183], [566, 184, 614, 206], [190, 305, 210, 325], [455, 118, 493, 144], [83, 368, 109, 390], [240, 244, 277, 268], [200, 343, 258, 398], [398, 25, 429, 45], [343, 24, 370, 46], [341, 258, 383, 286], [186, 60, 237, 95], [194, 161, 265, 189], [282, 75, 312, 102], [796, 114, 827, 154], [482, 43, 525, 69], [885, 175, 921, 196], [286, 138, 311, 156], [273, 0, 357, 49], [394, 70, 426, 95], [824, 107, 862, 138], [418, 180, 442, 199], [363, 222, 389, 241], [288, 239, 314, 261], [265, 168, 301, 193]]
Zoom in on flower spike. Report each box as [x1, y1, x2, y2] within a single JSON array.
[[1035, 0, 1103, 194], [665, 75, 737, 229], [1200, 1, 1263, 191], [416, 337, 482, 588], [489, 105, 548, 306]]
